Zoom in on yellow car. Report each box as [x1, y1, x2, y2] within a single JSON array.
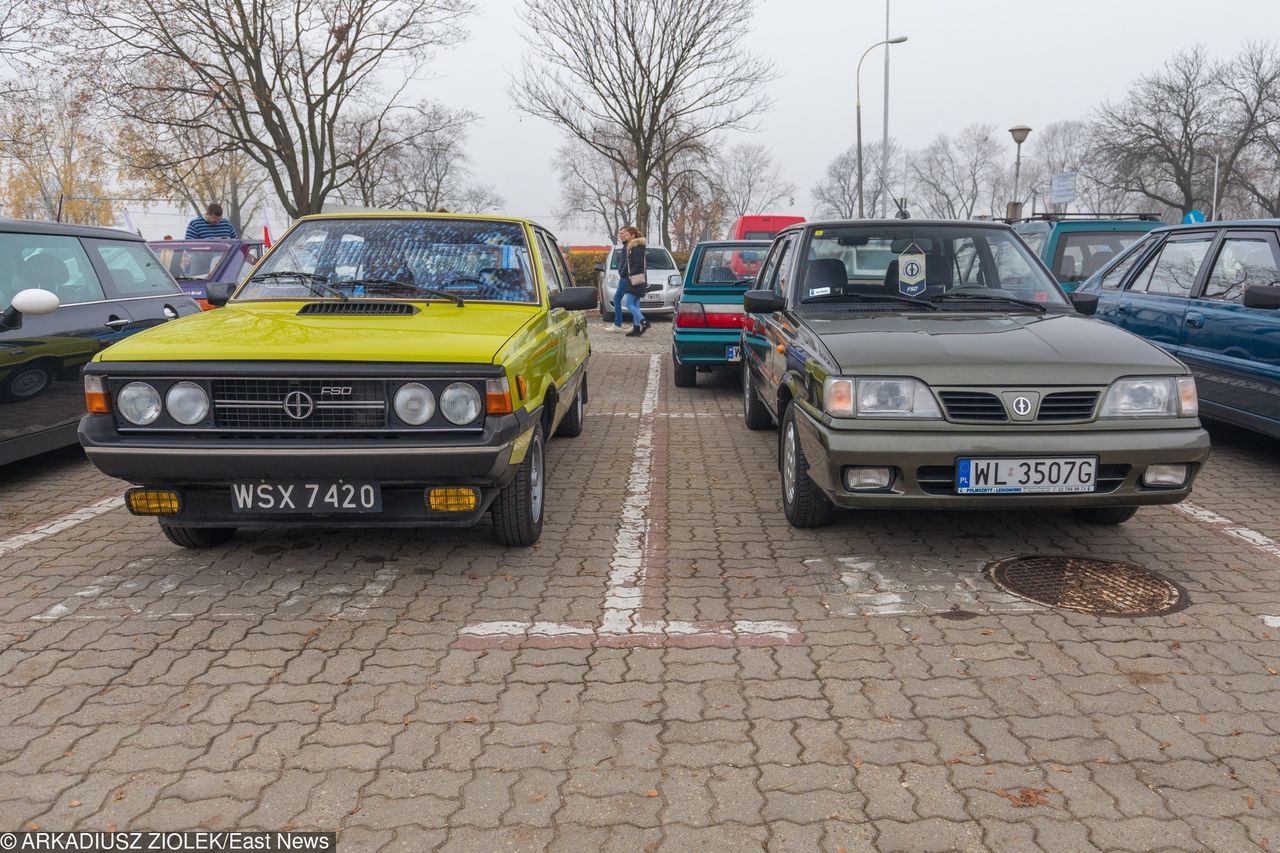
[[79, 213, 597, 548]]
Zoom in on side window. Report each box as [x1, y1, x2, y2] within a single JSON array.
[[1100, 240, 1154, 290], [756, 240, 786, 291], [1128, 236, 1212, 297], [769, 237, 794, 295], [547, 238, 575, 291], [86, 240, 180, 298], [0, 233, 105, 307], [534, 233, 563, 296], [1203, 236, 1280, 302]]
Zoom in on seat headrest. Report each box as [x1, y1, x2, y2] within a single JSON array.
[[804, 258, 847, 294], [1058, 255, 1078, 280], [20, 253, 68, 289]]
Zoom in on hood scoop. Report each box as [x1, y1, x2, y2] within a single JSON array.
[[297, 302, 419, 316]]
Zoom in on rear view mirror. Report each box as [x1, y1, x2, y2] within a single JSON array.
[[206, 282, 237, 307], [1, 288, 60, 330], [1242, 284, 1280, 310], [744, 289, 786, 314], [1070, 292, 1099, 316], [593, 263, 605, 273], [550, 286, 598, 311]]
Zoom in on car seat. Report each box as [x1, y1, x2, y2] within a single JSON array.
[[1080, 249, 1114, 280], [17, 253, 70, 302], [802, 258, 849, 297], [1058, 255, 1078, 281]]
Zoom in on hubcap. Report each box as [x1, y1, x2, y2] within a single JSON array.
[[10, 368, 50, 398], [529, 436, 544, 522], [783, 423, 797, 505]]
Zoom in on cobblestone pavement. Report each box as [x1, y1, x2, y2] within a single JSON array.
[[1, 317, 1279, 852]]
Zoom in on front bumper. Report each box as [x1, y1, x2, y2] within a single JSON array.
[[793, 407, 1212, 509], [604, 282, 680, 315]]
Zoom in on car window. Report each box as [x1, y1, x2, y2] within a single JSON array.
[[545, 235, 575, 294], [1128, 236, 1213, 297], [693, 246, 767, 284], [87, 240, 180, 298], [0, 232, 105, 308], [149, 243, 231, 282], [1054, 232, 1149, 281], [534, 233, 563, 296], [606, 247, 673, 271], [1014, 226, 1048, 256], [1203, 236, 1280, 302], [1099, 238, 1155, 290], [768, 237, 797, 296]]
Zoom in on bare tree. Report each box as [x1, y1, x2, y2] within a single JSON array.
[[1225, 43, 1280, 217], [513, 0, 774, 234], [909, 124, 1003, 220], [812, 140, 899, 219], [555, 136, 636, 239], [653, 131, 717, 246], [57, 0, 473, 218], [712, 142, 795, 221]]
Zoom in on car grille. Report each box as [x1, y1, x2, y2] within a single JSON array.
[[646, 283, 664, 293], [937, 390, 1102, 423], [1037, 391, 1100, 421], [938, 392, 1007, 422], [916, 464, 1129, 496], [212, 379, 387, 430]]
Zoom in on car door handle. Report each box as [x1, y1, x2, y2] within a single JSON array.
[[105, 317, 130, 328], [1117, 301, 1132, 315], [1184, 312, 1204, 329]]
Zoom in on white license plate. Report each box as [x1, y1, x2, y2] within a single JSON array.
[[231, 480, 382, 513], [641, 295, 664, 304], [725, 345, 742, 362], [956, 457, 1096, 494]]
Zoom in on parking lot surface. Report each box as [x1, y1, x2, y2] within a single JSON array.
[[2, 320, 1279, 852]]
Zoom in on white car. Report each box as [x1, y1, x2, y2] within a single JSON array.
[[596, 243, 683, 320]]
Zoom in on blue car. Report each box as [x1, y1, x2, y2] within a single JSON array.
[[1013, 214, 1163, 292], [1077, 220, 1280, 438], [671, 240, 771, 387]]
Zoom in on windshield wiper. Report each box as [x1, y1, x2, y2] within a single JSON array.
[[802, 291, 936, 310], [173, 275, 205, 281], [931, 291, 1047, 312], [339, 278, 465, 307], [250, 270, 348, 301]]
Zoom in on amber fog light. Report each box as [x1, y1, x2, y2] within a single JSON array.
[[844, 466, 894, 491], [1142, 464, 1188, 488], [428, 487, 479, 512], [126, 488, 182, 515]]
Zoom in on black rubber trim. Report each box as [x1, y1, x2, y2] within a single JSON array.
[[84, 361, 506, 379]]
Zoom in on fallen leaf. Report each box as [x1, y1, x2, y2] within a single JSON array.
[[1158, 741, 1172, 751], [68, 800, 81, 808], [646, 789, 659, 798], [462, 715, 477, 723], [1268, 667, 1278, 676], [1230, 730, 1243, 737], [529, 794, 546, 803], [1095, 757, 1110, 764], [853, 758, 863, 769], [959, 750, 978, 756], [402, 716, 411, 729], [1199, 715, 1208, 724], [1247, 796, 1257, 809], [1170, 640, 1181, 650], [106, 824, 117, 833], [279, 821, 296, 832], [113, 789, 126, 802], [784, 586, 796, 595], [981, 629, 994, 636], [910, 635, 920, 642], [63, 751, 75, 758], [26, 823, 39, 831], [984, 769, 996, 775], [1052, 766, 1073, 774], [996, 787, 1054, 808]]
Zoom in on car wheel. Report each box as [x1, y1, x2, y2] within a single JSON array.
[[1071, 506, 1139, 525], [555, 378, 586, 438], [672, 354, 696, 388], [1, 363, 54, 401], [780, 403, 833, 528], [599, 288, 613, 321], [160, 524, 237, 549], [493, 424, 546, 546], [742, 363, 772, 430]]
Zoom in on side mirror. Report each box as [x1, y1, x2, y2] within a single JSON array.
[[1242, 284, 1280, 310], [593, 263, 605, 273], [550, 286, 599, 311], [206, 282, 237, 307], [0, 288, 60, 331], [1070, 291, 1099, 317], [744, 289, 786, 314]]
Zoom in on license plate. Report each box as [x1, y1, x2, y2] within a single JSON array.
[[641, 295, 664, 304], [956, 457, 1096, 494], [231, 480, 382, 513], [725, 345, 742, 362]]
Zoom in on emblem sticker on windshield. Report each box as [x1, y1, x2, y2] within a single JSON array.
[[898, 245, 926, 297]]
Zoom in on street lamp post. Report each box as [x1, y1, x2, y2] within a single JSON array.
[[856, 35, 907, 218], [1008, 125, 1032, 219]]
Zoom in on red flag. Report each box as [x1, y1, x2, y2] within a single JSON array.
[[262, 216, 273, 248]]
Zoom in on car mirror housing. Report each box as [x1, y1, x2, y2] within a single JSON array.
[[1070, 291, 1099, 317], [206, 282, 237, 307], [1, 288, 60, 330], [1242, 284, 1280, 310], [593, 262, 605, 273], [744, 289, 786, 314], [550, 286, 599, 311]]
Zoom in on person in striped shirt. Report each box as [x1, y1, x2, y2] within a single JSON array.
[[184, 203, 239, 240]]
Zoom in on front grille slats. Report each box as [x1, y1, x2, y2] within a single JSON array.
[[938, 389, 1102, 423], [211, 379, 386, 430], [938, 391, 1007, 422], [1037, 391, 1100, 421]]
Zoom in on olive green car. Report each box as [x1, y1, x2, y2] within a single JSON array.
[[79, 213, 596, 548], [741, 220, 1211, 528]]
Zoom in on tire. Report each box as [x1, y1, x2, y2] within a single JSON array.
[[1071, 506, 1139, 525], [780, 404, 833, 528], [160, 524, 236, 549], [672, 354, 696, 388], [0, 363, 54, 401], [492, 424, 546, 546], [742, 363, 772, 430], [555, 377, 586, 438], [599, 287, 614, 321]]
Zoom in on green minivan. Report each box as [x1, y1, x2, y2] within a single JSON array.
[[1014, 214, 1163, 292]]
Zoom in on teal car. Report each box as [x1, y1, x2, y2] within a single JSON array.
[[1014, 214, 1163, 292], [672, 240, 770, 387]]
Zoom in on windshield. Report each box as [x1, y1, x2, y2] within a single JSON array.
[[1054, 231, 1150, 281], [693, 246, 768, 284], [243, 218, 538, 304], [800, 224, 1069, 310], [150, 243, 232, 282], [608, 247, 677, 271]]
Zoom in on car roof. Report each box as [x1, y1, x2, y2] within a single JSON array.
[[784, 218, 1017, 234], [147, 239, 262, 247], [0, 218, 146, 242], [694, 239, 772, 248], [1151, 219, 1280, 233], [298, 211, 552, 232]]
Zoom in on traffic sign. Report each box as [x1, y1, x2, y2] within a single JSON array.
[[1184, 210, 1206, 224]]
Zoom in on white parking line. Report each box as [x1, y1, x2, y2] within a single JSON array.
[[1172, 502, 1280, 561], [0, 496, 124, 559]]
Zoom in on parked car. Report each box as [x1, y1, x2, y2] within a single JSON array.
[[80, 213, 596, 548], [741, 219, 1210, 529], [671, 239, 771, 387], [1013, 213, 1163, 292], [1, 219, 201, 466], [149, 238, 266, 309], [728, 214, 806, 240], [1076, 220, 1280, 439], [597, 243, 682, 319]]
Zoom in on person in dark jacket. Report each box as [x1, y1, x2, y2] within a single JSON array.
[[618, 227, 649, 337]]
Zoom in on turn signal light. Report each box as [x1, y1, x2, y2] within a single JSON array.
[[84, 375, 111, 414], [486, 377, 513, 415], [125, 488, 182, 515], [428, 487, 479, 512]]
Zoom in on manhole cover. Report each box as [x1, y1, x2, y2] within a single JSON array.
[[986, 555, 1187, 616]]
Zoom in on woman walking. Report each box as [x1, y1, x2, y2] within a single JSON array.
[[619, 226, 649, 337]]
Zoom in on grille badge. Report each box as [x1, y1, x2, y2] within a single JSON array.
[[999, 390, 1040, 422], [282, 391, 315, 420]]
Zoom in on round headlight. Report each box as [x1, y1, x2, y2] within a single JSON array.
[[165, 381, 209, 425], [394, 382, 436, 426], [118, 382, 162, 425], [440, 382, 482, 425]]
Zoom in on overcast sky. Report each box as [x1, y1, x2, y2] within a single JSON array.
[[133, 0, 1277, 242]]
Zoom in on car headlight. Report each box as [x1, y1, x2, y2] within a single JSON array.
[[1100, 376, 1198, 418], [668, 274, 682, 288], [823, 377, 942, 418], [118, 381, 162, 425], [394, 382, 436, 426], [440, 382, 482, 425], [165, 381, 209, 425]]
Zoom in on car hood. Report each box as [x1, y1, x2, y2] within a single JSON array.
[[93, 301, 537, 364], [803, 312, 1185, 385]]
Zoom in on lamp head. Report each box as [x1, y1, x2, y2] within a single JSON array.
[[1008, 125, 1032, 145], [888, 35, 908, 44]]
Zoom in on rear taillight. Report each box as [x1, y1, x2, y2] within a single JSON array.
[[703, 311, 744, 329], [676, 303, 744, 329], [675, 302, 705, 328]]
